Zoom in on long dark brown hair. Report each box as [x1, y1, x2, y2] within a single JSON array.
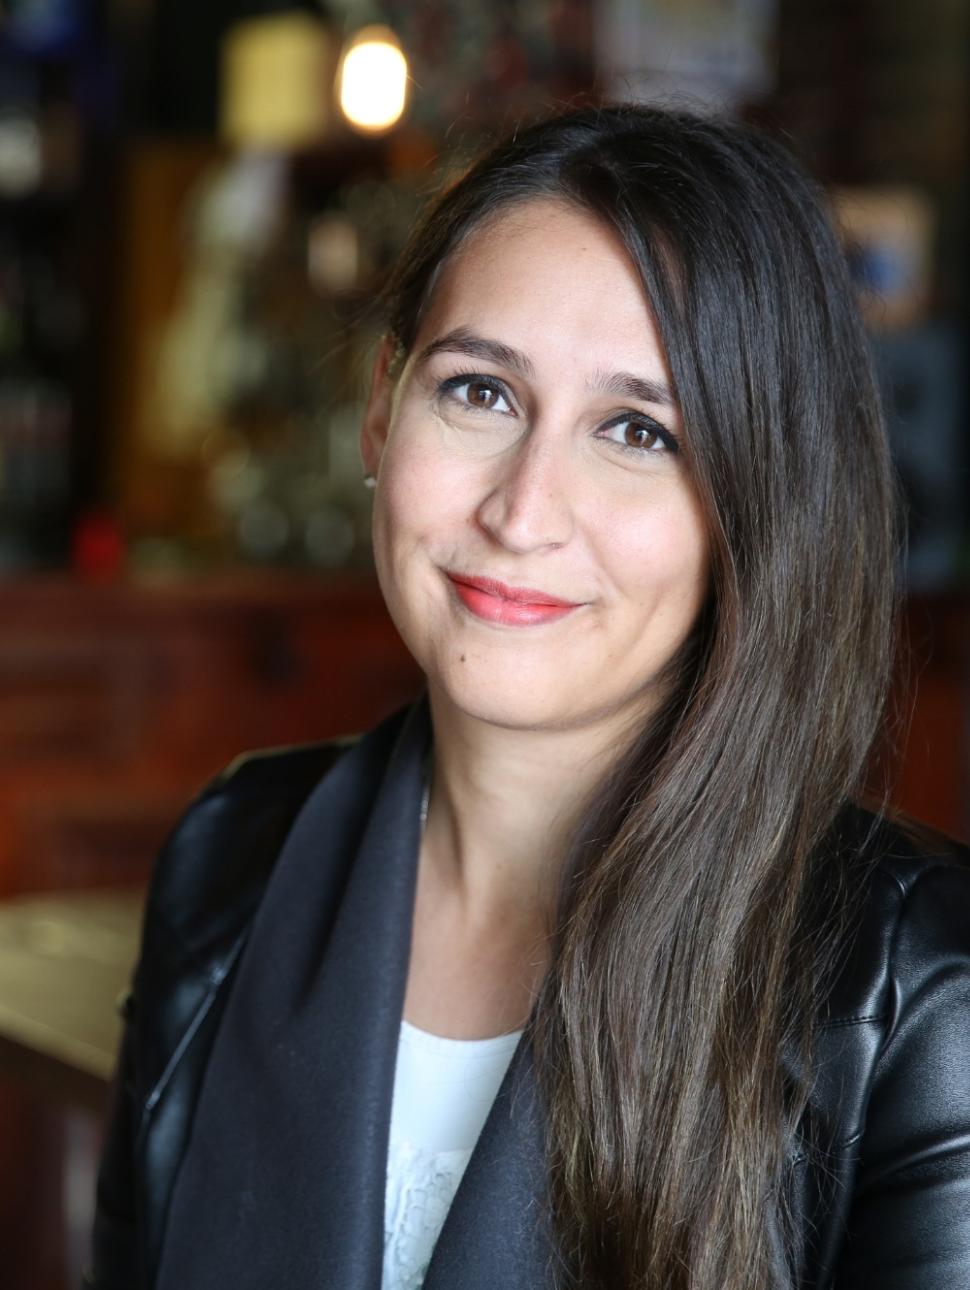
[[381, 104, 899, 1289]]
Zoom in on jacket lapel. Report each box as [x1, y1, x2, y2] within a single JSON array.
[[424, 1034, 559, 1289], [156, 700, 431, 1290], [156, 694, 558, 1289]]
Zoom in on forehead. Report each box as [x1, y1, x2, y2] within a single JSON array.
[[412, 198, 668, 377]]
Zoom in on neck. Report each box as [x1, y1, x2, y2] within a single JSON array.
[[422, 684, 639, 937]]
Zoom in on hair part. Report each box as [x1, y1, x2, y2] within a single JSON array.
[[381, 103, 900, 1290]]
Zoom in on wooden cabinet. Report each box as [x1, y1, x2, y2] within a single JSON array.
[[888, 595, 970, 842], [0, 574, 423, 895]]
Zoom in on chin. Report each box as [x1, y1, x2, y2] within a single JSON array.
[[444, 691, 573, 734], [429, 652, 617, 735], [425, 652, 559, 730]]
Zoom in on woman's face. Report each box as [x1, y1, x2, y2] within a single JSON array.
[[361, 198, 709, 738]]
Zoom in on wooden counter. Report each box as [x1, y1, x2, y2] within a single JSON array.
[[0, 889, 141, 1113]]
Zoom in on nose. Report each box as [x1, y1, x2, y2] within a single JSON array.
[[475, 427, 575, 553]]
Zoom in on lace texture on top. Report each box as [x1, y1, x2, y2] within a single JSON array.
[[382, 1135, 473, 1290]]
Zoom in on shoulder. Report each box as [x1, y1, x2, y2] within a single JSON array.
[[140, 737, 358, 980], [795, 805, 970, 1212], [814, 812, 970, 1282], [819, 802, 970, 1028]]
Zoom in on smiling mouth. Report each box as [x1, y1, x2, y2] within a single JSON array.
[[444, 572, 583, 626]]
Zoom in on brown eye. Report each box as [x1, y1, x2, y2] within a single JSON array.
[[468, 381, 499, 408], [624, 423, 661, 451], [598, 414, 679, 456], [439, 375, 514, 415]]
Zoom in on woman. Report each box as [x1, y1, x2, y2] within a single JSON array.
[[86, 105, 970, 1290]]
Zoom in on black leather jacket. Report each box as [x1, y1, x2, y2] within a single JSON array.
[[84, 735, 970, 1289]]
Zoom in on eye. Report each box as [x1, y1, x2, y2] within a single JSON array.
[[598, 414, 679, 456], [438, 374, 515, 415]]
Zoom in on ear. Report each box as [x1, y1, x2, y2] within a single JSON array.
[[359, 336, 398, 478]]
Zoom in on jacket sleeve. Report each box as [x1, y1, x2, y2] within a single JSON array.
[[82, 990, 140, 1289], [80, 739, 351, 1290], [834, 862, 970, 1287]]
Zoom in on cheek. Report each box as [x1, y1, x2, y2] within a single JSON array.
[[375, 431, 485, 558], [600, 491, 709, 619], [371, 435, 430, 554]]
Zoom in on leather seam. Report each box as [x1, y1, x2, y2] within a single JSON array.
[[789, 1130, 861, 1166], [138, 933, 245, 1123], [818, 1012, 887, 1030]]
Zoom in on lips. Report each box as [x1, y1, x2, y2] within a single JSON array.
[[445, 572, 583, 626]]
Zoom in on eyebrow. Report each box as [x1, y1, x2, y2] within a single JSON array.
[[416, 327, 536, 380], [415, 327, 675, 408], [585, 367, 675, 409]]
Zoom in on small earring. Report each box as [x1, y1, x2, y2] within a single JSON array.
[[363, 474, 376, 489]]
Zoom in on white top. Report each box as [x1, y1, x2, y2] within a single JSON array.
[[381, 1018, 524, 1290]]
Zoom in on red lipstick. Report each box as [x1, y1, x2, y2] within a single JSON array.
[[445, 572, 582, 627]]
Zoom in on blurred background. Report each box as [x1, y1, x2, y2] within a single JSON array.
[[0, 0, 966, 1284]]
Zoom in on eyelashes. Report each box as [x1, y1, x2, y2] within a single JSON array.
[[434, 369, 680, 457], [438, 374, 513, 416], [598, 412, 680, 457]]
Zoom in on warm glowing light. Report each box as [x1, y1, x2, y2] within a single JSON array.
[[338, 26, 408, 133], [222, 14, 330, 148]]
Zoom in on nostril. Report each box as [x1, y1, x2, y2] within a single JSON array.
[[475, 447, 573, 553]]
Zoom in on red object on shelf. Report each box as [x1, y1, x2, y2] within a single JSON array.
[[71, 512, 125, 582]]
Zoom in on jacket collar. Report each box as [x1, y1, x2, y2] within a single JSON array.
[[156, 697, 556, 1289]]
